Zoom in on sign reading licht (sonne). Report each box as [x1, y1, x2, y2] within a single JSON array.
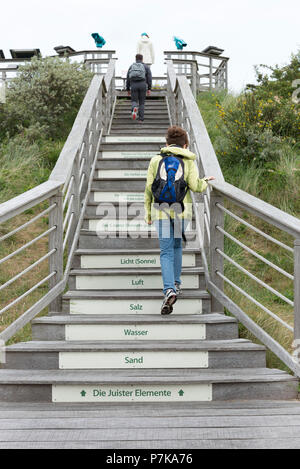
[[80, 253, 196, 269], [52, 383, 213, 402]]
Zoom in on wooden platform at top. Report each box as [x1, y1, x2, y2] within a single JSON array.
[[0, 400, 299, 449]]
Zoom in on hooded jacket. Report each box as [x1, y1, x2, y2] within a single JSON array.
[[137, 36, 155, 65], [144, 145, 208, 222]]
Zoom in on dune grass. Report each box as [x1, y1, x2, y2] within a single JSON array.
[[198, 90, 299, 373]]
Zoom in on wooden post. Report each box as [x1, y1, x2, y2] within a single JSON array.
[[48, 192, 64, 313], [177, 89, 184, 127], [209, 57, 213, 92], [209, 191, 224, 313], [80, 128, 90, 201], [191, 62, 197, 99], [294, 239, 300, 346], [225, 60, 228, 90], [67, 153, 80, 257]]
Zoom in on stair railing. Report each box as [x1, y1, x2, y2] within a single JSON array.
[[164, 50, 229, 92], [0, 59, 116, 344], [166, 60, 300, 377]]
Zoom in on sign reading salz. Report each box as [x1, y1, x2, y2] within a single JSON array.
[[52, 383, 212, 402]]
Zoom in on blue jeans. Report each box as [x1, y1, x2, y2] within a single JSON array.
[[154, 219, 189, 295]]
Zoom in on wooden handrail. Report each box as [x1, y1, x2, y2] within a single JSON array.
[[176, 74, 224, 180], [50, 74, 103, 185], [211, 181, 300, 238], [0, 180, 62, 223], [164, 50, 230, 61]]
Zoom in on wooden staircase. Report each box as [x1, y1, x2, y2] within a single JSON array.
[[0, 95, 298, 404]]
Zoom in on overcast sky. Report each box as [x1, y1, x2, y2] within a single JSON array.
[[1, 0, 299, 92]]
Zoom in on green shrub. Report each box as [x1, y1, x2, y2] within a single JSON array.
[[0, 56, 92, 140], [214, 93, 298, 167], [254, 50, 300, 101]]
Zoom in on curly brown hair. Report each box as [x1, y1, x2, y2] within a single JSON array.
[[166, 126, 189, 148]]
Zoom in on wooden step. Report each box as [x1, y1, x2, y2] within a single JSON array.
[[73, 248, 199, 269], [110, 129, 166, 135], [32, 314, 238, 342], [97, 169, 148, 179], [99, 143, 164, 152], [62, 289, 210, 315], [3, 339, 266, 371], [78, 230, 198, 250], [96, 159, 151, 169], [68, 267, 205, 291], [91, 179, 146, 191], [112, 117, 170, 123], [0, 369, 297, 403]]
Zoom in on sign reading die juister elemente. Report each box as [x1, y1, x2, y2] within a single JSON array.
[[52, 383, 213, 402]]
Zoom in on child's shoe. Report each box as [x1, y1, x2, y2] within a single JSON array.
[[161, 289, 177, 315]]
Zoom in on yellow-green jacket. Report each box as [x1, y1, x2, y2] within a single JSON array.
[[144, 145, 208, 222]]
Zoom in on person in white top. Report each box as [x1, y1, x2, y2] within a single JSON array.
[[137, 33, 155, 66]]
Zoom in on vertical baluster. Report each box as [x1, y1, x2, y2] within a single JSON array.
[[225, 60, 228, 90], [209, 190, 224, 313], [101, 85, 107, 131], [209, 57, 213, 92], [80, 127, 89, 200], [48, 192, 63, 313], [67, 152, 80, 257], [191, 62, 197, 98], [294, 240, 300, 353]]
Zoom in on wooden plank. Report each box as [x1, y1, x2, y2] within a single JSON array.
[[164, 50, 230, 61], [0, 400, 299, 412], [0, 438, 300, 449], [2, 415, 300, 430], [33, 313, 231, 324], [1, 426, 300, 441], [6, 338, 261, 351], [2, 406, 300, 420], [0, 367, 291, 383]]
